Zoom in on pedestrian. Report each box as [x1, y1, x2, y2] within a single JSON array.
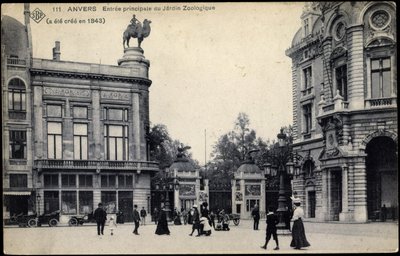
[[132, 204, 140, 235], [381, 204, 387, 222], [108, 216, 117, 236], [189, 205, 200, 236], [153, 208, 159, 224], [290, 198, 310, 250], [261, 206, 279, 250], [284, 206, 292, 231], [140, 207, 147, 225], [252, 204, 260, 230], [93, 202, 107, 236], [209, 211, 215, 229], [181, 208, 188, 225], [187, 207, 193, 225], [173, 207, 182, 225], [155, 207, 170, 235], [200, 202, 210, 234]]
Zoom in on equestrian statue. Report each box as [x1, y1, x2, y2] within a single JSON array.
[[123, 15, 152, 48]]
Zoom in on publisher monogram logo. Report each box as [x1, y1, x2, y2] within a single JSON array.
[[30, 8, 46, 23]]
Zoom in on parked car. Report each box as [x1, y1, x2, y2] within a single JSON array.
[[36, 210, 61, 227], [68, 211, 96, 226], [12, 212, 38, 227]]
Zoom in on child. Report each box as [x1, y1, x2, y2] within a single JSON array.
[[108, 216, 117, 235], [261, 206, 279, 250]]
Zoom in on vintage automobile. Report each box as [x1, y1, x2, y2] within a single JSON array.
[[13, 210, 60, 227], [9, 212, 37, 227], [35, 210, 61, 227], [68, 211, 96, 226], [68, 210, 124, 226]]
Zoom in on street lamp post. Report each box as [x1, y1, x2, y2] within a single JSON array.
[[152, 169, 180, 222], [36, 194, 41, 216], [263, 129, 302, 233]]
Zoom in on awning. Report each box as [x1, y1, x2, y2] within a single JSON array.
[[3, 191, 32, 196]]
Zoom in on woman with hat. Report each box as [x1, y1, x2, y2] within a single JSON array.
[[290, 197, 310, 249], [189, 204, 200, 236], [155, 206, 170, 235]]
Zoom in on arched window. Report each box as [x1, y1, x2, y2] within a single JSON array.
[[8, 78, 26, 111], [303, 160, 315, 177]]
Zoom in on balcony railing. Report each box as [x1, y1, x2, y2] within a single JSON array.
[[35, 159, 159, 171], [9, 111, 27, 120], [7, 58, 27, 67], [366, 97, 397, 108]]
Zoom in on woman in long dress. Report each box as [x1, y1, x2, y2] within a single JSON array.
[[155, 208, 170, 235], [290, 198, 310, 249]]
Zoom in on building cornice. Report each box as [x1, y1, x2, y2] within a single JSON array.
[[30, 68, 152, 86], [293, 136, 324, 147]]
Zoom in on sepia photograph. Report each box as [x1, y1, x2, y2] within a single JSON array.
[[1, 2, 398, 254]]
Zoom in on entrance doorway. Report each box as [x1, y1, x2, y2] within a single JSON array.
[[308, 191, 316, 218], [366, 136, 398, 220], [118, 191, 133, 222], [330, 170, 342, 221]]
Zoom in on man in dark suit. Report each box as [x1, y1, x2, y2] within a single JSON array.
[[133, 204, 141, 235], [93, 202, 107, 236], [252, 204, 260, 230], [261, 206, 279, 250]]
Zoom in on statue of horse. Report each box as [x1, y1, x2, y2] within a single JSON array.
[[123, 19, 151, 48]]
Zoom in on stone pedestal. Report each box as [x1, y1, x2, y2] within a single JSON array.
[[118, 47, 150, 78]]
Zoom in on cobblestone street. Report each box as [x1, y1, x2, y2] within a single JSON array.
[[4, 220, 398, 254]]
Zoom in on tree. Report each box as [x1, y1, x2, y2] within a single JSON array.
[[147, 123, 199, 169], [209, 113, 270, 181]]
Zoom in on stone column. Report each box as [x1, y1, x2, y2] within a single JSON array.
[[131, 92, 141, 160], [347, 25, 364, 110], [339, 164, 349, 221], [231, 179, 236, 214], [318, 168, 329, 221], [91, 87, 101, 159], [353, 156, 368, 222], [33, 85, 43, 158], [322, 37, 333, 102], [260, 178, 266, 215], [240, 177, 246, 218], [174, 169, 180, 210], [63, 99, 73, 159], [195, 169, 200, 206]]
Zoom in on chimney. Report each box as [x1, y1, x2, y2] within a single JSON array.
[[52, 41, 61, 61]]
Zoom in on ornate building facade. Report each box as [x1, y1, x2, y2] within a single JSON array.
[[231, 159, 266, 219], [286, 2, 397, 222], [2, 5, 158, 223]]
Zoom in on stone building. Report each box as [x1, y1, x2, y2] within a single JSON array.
[[286, 2, 397, 222], [231, 158, 266, 219], [2, 5, 158, 223], [170, 151, 208, 211]]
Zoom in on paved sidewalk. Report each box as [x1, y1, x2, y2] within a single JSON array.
[[3, 220, 398, 254]]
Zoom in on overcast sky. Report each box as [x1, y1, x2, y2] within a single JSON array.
[[3, 2, 304, 164]]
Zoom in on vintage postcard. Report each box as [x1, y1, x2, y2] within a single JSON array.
[[2, 2, 398, 254]]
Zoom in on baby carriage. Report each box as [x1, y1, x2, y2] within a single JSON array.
[[214, 212, 230, 231], [199, 217, 212, 236]]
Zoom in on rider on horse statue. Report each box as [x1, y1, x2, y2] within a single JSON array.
[[129, 15, 142, 38]]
